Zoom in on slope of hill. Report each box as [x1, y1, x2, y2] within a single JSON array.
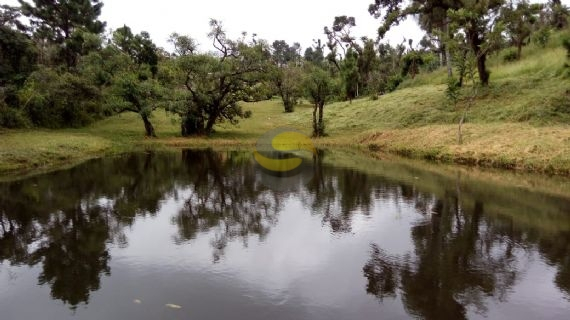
[[1, 33, 569, 175]]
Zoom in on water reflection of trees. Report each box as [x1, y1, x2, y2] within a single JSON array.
[[173, 150, 283, 262], [303, 150, 374, 232], [1, 150, 570, 313], [0, 152, 178, 308], [362, 177, 570, 319]]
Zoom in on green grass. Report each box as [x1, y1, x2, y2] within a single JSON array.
[[1, 32, 570, 176]]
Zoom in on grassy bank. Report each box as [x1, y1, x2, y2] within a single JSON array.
[[1, 37, 569, 176]]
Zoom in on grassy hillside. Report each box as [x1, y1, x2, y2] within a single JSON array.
[[1, 33, 569, 175]]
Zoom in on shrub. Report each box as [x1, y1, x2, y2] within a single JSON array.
[[0, 102, 30, 128], [386, 74, 403, 93], [532, 27, 551, 48], [503, 48, 519, 62], [563, 34, 570, 58], [18, 67, 103, 128]]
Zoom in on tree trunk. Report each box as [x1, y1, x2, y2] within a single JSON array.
[[445, 46, 453, 78], [458, 49, 468, 87], [318, 102, 324, 137], [457, 111, 466, 145], [458, 87, 478, 144], [517, 42, 523, 60], [468, 28, 489, 86], [312, 104, 318, 137], [141, 114, 156, 137], [476, 52, 489, 86], [444, 22, 453, 78], [205, 115, 217, 135]]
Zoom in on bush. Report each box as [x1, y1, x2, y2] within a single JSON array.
[[0, 103, 30, 128], [386, 74, 403, 92], [18, 68, 103, 128], [562, 34, 570, 58], [503, 48, 518, 62], [532, 27, 551, 48]]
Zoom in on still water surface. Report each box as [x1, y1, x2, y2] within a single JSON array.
[[1, 150, 569, 319]]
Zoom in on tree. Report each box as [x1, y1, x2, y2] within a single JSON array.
[[107, 72, 163, 137], [273, 64, 303, 112], [270, 40, 304, 112], [369, 0, 503, 86], [173, 19, 268, 136], [368, 0, 461, 79], [341, 48, 360, 101], [501, 0, 542, 60], [168, 32, 198, 57], [0, 5, 37, 126], [107, 26, 163, 137], [550, 0, 569, 30], [446, 50, 478, 144], [18, 67, 103, 128], [324, 16, 358, 55], [304, 65, 337, 137], [324, 16, 360, 74], [19, 0, 106, 68], [271, 40, 300, 67], [0, 5, 37, 86], [113, 26, 159, 77], [447, 1, 505, 86], [357, 38, 379, 95], [304, 39, 325, 65]]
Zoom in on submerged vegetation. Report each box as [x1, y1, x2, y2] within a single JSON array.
[[1, 0, 570, 175]]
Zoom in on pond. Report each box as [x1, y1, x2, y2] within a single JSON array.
[[1, 150, 569, 320]]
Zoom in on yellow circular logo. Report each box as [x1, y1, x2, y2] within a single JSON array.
[[254, 128, 316, 176]]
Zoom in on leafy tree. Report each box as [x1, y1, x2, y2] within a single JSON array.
[[445, 50, 478, 144], [550, 0, 569, 30], [447, 1, 505, 86], [269, 40, 304, 112], [341, 48, 360, 102], [19, 0, 106, 68], [366, 41, 406, 95], [400, 39, 425, 79], [501, 0, 542, 60], [369, 0, 461, 78], [0, 5, 37, 126], [324, 16, 358, 55], [18, 67, 102, 128], [272, 64, 303, 112], [168, 32, 198, 57], [107, 72, 163, 137], [304, 64, 337, 137], [107, 26, 163, 137], [271, 40, 301, 67], [173, 19, 268, 136], [304, 39, 325, 65], [369, 0, 503, 86], [401, 51, 424, 79], [357, 38, 379, 95], [113, 26, 159, 77], [0, 5, 36, 88]]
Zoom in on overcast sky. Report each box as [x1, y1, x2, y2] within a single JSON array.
[[97, 0, 425, 51], [7, 0, 425, 52], [9, 0, 567, 53]]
